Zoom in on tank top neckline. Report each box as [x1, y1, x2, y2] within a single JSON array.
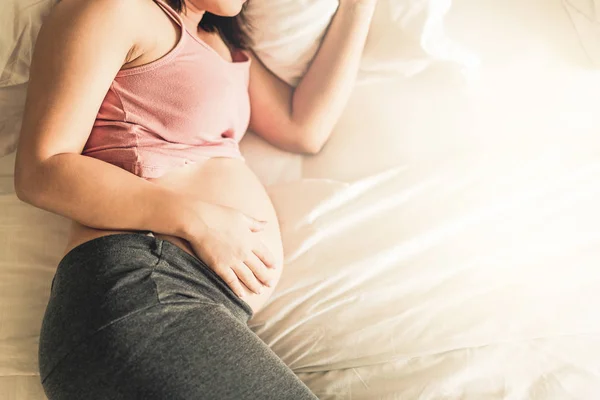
[[117, 0, 250, 78]]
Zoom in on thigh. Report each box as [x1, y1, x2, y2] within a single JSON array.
[[41, 301, 318, 400]]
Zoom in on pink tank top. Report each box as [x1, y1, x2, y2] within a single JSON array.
[[82, 0, 251, 179]]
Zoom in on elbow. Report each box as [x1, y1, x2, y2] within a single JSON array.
[[14, 170, 32, 203], [298, 141, 325, 156], [14, 164, 40, 205], [294, 129, 328, 155]]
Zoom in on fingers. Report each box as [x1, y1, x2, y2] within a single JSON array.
[[218, 267, 248, 298], [217, 252, 274, 298], [231, 263, 264, 295], [244, 252, 274, 287], [244, 214, 268, 232], [253, 241, 277, 270]]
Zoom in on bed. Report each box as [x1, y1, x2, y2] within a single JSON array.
[[1, 0, 600, 398]]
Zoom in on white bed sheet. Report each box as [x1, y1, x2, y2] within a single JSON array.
[[250, 0, 600, 398], [1, 0, 599, 399]]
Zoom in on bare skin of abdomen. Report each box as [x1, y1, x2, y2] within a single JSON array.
[[63, 157, 284, 314]]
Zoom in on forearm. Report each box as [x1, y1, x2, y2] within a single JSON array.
[[15, 153, 196, 238], [291, 2, 376, 151]]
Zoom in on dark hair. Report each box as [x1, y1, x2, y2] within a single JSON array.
[[165, 0, 251, 49]]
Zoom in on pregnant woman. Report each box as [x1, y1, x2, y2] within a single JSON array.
[[14, 0, 375, 398]]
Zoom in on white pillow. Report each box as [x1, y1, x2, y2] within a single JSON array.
[[243, 0, 339, 86], [244, 0, 479, 86], [0, 0, 56, 157], [0, 84, 27, 157], [360, 0, 480, 83], [0, 0, 57, 87]]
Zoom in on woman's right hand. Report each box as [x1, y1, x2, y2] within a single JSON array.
[[183, 202, 277, 298]]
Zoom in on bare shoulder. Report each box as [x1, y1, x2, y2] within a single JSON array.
[[47, 0, 133, 20], [42, 0, 151, 40]]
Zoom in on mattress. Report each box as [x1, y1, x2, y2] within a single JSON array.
[[1, 0, 600, 399]]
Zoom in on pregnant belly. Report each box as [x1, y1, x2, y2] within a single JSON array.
[[64, 157, 284, 314]]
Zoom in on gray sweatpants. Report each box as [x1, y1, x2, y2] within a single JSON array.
[[39, 233, 318, 399]]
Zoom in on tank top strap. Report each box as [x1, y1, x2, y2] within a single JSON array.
[[153, 0, 185, 28]]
